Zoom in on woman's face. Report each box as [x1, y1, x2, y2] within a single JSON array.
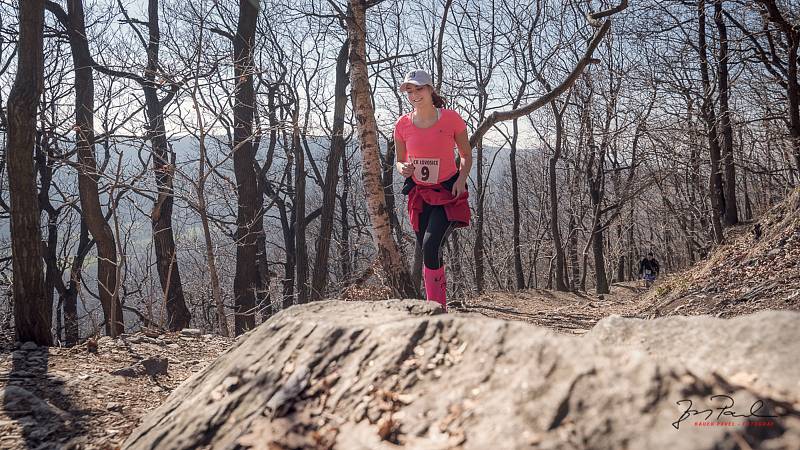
[[404, 84, 433, 108]]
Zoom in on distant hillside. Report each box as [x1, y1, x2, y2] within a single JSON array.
[[641, 188, 800, 318]]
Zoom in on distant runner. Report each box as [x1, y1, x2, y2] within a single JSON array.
[[639, 252, 660, 288], [394, 69, 472, 312]]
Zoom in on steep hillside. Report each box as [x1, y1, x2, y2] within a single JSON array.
[[641, 188, 800, 318]]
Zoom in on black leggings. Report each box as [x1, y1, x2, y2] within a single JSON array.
[[416, 204, 454, 270]]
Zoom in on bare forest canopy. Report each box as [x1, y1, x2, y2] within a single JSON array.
[[1, 0, 798, 345]]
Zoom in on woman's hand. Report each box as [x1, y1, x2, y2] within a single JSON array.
[[451, 176, 467, 197], [396, 161, 415, 178]]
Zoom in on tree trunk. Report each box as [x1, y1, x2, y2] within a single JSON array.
[[347, 0, 417, 298], [568, 214, 580, 292], [755, 0, 800, 175], [687, 98, 701, 262], [510, 119, 525, 290], [311, 38, 349, 302], [7, 0, 51, 345], [144, 0, 190, 330], [37, 132, 62, 343], [714, 0, 739, 225], [251, 136, 270, 318], [450, 231, 464, 298], [698, 0, 726, 243], [262, 85, 282, 314], [339, 151, 352, 282], [382, 142, 403, 249], [743, 172, 753, 221], [62, 286, 79, 343], [412, 243, 424, 293], [187, 59, 228, 336], [548, 105, 568, 291], [68, 0, 123, 336], [590, 208, 609, 294], [232, 0, 259, 334], [38, 140, 90, 346], [63, 222, 91, 346], [615, 223, 625, 282], [788, 35, 800, 176], [43, 207, 58, 338], [293, 108, 309, 305], [279, 163, 296, 309], [474, 139, 485, 294], [626, 205, 636, 279], [255, 225, 270, 319], [197, 123, 227, 336], [254, 109, 272, 318], [583, 79, 609, 295]]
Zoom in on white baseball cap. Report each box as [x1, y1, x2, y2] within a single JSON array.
[[399, 69, 433, 91]]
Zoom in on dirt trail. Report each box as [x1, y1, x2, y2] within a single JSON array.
[[457, 281, 648, 334]]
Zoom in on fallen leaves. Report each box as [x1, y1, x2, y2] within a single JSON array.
[[0, 330, 233, 449]]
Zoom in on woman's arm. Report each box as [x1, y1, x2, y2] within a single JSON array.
[[453, 129, 472, 196], [395, 137, 414, 177]]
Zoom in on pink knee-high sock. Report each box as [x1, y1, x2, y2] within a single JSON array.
[[423, 264, 447, 312]]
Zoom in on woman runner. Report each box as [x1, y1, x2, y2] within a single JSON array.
[[393, 69, 472, 312]]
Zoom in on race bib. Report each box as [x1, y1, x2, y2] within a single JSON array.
[[411, 157, 440, 184], [645, 269, 652, 275]]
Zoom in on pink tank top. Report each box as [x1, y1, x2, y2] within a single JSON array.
[[393, 108, 467, 185]]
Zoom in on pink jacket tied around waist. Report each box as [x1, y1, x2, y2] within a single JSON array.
[[407, 182, 470, 233]]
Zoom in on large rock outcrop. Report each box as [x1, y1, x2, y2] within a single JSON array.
[[124, 300, 800, 450]]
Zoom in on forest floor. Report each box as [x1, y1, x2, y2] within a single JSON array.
[[2, 191, 798, 449], [0, 330, 234, 449]]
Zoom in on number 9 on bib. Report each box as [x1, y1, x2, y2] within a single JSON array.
[[411, 158, 440, 184]]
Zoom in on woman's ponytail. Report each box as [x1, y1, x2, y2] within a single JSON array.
[[431, 90, 447, 108]]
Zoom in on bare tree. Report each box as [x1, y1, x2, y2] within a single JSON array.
[[141, 0, 192, 329], [713, 0, 739, 225], [311, 37, 350, 301], [186, 56, 229, 336], [82, 0, 194, 330], [544, 95, 570, 291], [44, 0, 125, 336], [346, 0, 417, 298], [753, 0, 800, 176], [7, 0, 51, 345], [232, 0, 260, 334], [698, 0, 726, 243]]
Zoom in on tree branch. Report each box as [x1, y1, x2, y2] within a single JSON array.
[[469, 18, 617, 148], [587, 0, 628, 27]]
